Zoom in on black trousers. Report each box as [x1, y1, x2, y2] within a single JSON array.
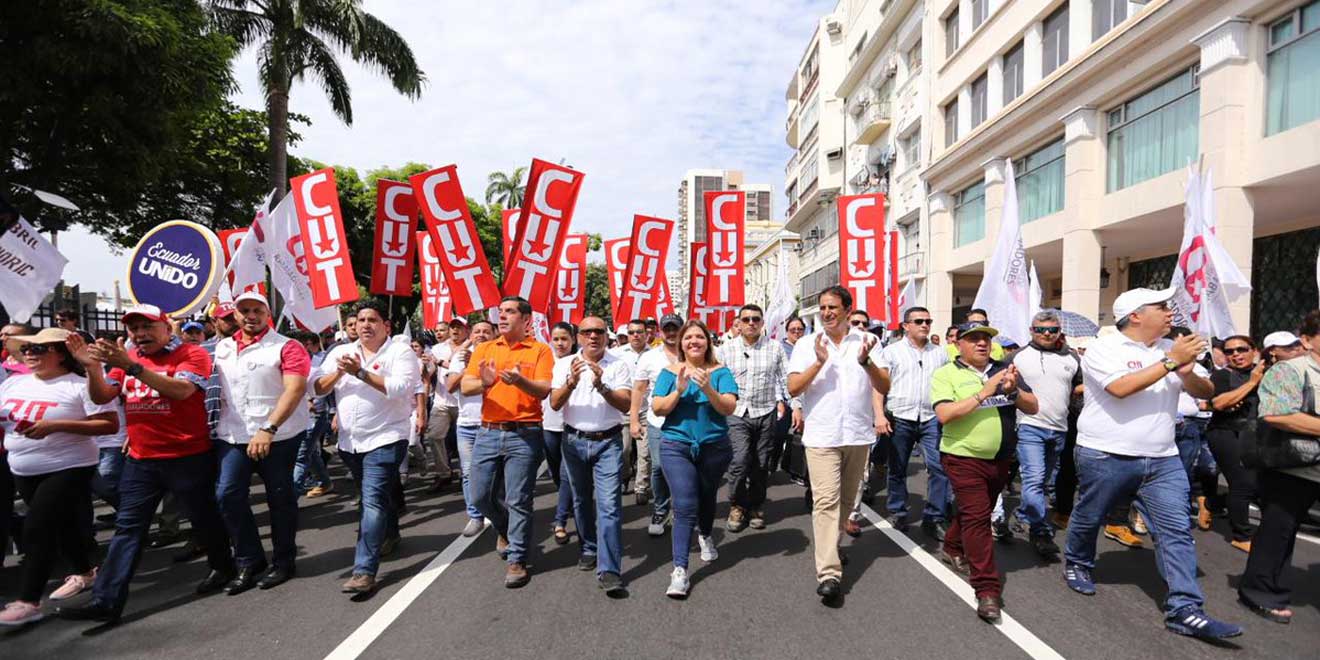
[[725, 411, 778, 509], [1, 452, 13, 563], [14, 466, 97, 602], [1206, 426, 1259, 542], [1239, 469, 1320, 609]]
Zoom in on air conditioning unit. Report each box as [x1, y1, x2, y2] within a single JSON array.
[[825, 18, 843, 35], [826, 147, 843, 160], [851, 168, 870, 186], [884, 54, 899, 78], [849, 96, 868, 116]]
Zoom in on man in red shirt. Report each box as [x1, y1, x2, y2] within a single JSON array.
[[56, 304, 235, 624]]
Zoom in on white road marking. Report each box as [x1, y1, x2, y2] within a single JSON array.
[[859, 504, 1066, 660], [324, 522, 489, 660], [1247, 504, 1320, 546]]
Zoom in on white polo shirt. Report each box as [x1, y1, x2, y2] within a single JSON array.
[[319, 339, 421, 454], [430, 341, 459, 408], [634, 346, 680, 428], [789, 329, 884, 448], [552, 351, 634, 432], [1077, 332, 1181, 457], [446, 354, 483, 427]]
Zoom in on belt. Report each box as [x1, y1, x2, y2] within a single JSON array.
[[479, 421, 541, 431], [565, 424, 622, 440]]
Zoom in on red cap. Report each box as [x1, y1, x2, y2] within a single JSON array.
[[211, 302, 237, 319], [121, 304, 169, 325]]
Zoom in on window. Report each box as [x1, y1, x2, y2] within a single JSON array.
[[693, 175, 724, 241], [1093, 0, 1128, 38], [945, 9, 960, 57], [800, 93, 820, 137], [1003, 41, 1025, 105], [1106, 65, 1201, 192], [954, 181, 986, 247], [1267, 1, 1320, 135], [800, 152, 820, 194], [970, 73, 989, 127], [1042, 4, 1070, 77], [1014, 138, 1065, 222], [972, 0, 988, 30], [907, 40, 923, 72], [850, 32, 869, 64], [944, 100, 959, 147], [902, 130, 922, 169]]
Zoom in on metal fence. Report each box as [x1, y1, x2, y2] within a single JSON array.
[[27, 302, 123, 336]]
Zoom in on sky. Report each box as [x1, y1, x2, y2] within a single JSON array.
[[61, 0, 835, 296]]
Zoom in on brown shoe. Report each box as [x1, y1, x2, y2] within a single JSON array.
[[726, 506, 747, 533], [844, 517, 862, 538], [504, 562, 530, 588], [341, 574, 376, 594], [940, 550, 970, 576], [748, 510, 766, 530], [1231, 539, 1252, 554], [1103, 524, 1144, 548], [1195, 496, 1213, 531], [976, 595, 1002, 623], [496, 535, 509, 559], [305, 482, 335, 498], [1049, 511, 1070, 530]]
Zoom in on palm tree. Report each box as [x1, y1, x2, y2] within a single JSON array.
[[209, 0, 424, 196], [485, 167, 527, 208]]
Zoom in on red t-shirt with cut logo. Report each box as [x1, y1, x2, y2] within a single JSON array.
[[109, 341, 213, 460]]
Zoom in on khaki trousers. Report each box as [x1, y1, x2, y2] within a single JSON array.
[[805, 444, 871, 581]]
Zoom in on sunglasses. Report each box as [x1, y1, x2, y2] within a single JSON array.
[[907, 318, 933, 326], [1031, 326, 1061, 334], [740, 316, 763, 324], [787, 327, 805, 333], [849, 320, 868, 327], [19, 344, 52, 356], [1223, 346, 1252, 355], [579, 328, 606, 336]]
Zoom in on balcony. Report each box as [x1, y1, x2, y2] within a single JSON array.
[[786, 110, 801, 149], [898, 251, 924, 277], [853, 100, 892, 146]]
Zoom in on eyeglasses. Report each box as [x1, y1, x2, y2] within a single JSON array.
[[1031, 326, 1061, 334], [579, 328, 606, 336], [740, 316, 763, 323], [19, 344, 51, 356], [1223, 346, 1252, 355], [907, 318, 933, 326], [787, 326, 805, 334]]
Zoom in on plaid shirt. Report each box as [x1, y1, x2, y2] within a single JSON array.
[[717, 334, 790, 418], [201, 337, 223, 439]]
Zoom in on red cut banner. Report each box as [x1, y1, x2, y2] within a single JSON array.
[[409, 165, 501, 315], [887, 230, 901, 330], [702, 190, 745, 306], [503, 159, 585, 308], [619, 215, 675, 322], [501, 208, 520, 269], [604, 238, 630, 324], [292, 168, 359, 308], [656, 274, 674, 318], [416, 230, 452, 329], [687, 242, 721, 331], [548, 233, 588, 325], [218, 228, 247, 288], [369, 180, 419, 296], [837, 194, 889, 321]]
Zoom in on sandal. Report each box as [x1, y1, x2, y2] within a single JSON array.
[[1239, 595, 1292, 624], [553, 526, 569, 545]]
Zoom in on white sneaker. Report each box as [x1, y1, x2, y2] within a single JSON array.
[[647, 512, 667, 537], [698, 534, 718, 562], [48, 567, 96, 600], [665, 566, 690, 599], [461, 518, 484, 537]]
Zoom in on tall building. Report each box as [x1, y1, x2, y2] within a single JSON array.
[[674, 169, 778, 312]]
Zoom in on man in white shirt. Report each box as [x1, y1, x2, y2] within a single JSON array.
[[445, 320, 495, 538], [610, 320, 649, 501], [313, 299, 420, 597], [876, 306, 949, 538], [212, 292, 312, 594], [549, 316, 634, 595], [424, 318, 466, 491], [631, 314, 684, 536], [788, 286, 889, 604], [1062, 287, 1241, 640]]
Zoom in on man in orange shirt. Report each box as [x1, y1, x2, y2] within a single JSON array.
[[462, 296, 554, 588]]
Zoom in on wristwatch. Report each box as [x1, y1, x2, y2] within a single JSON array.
[[355, 367, 368, 380], [1161, 358, 1179, 372], [259, 423, 279, 434], [126, 363, 144, 378]]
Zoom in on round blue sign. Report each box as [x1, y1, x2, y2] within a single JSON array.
[[126, 220, 224, 317]]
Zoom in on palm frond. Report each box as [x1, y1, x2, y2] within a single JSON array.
[[301, 33, 353, 124]]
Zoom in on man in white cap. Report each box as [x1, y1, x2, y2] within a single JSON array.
[[211, 291, 312, 593], [1061, 287, 1242, 640], [1262, 331, 1306, 364]]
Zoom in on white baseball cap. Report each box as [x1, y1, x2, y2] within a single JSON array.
[[1112, 286, 1176, 321], [121, 304, 169, 324], [1263, 331, 1302, 349], [234, 290, 270, 307]]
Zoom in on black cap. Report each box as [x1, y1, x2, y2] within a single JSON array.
[[659, 314, 683, 329]]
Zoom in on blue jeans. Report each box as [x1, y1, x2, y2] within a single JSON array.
[[294, 414, 333, 491], [562, 429, 624, 577], [1174, 418, 1216, 485], [339, 441, 407, 577], [215, 435, 302, 570], [93, 452, 233, 609], [886, 418, 950, 522], [659, 439, 733, 570], [1015, 425, 1066, 537], [92, 447, 126, 509], [1064, 446, 1204, 615], [647, 424, 671, 517], [456, 425, 483, 521], [542, 429, 574, 527], [470, 426, 545, 565]]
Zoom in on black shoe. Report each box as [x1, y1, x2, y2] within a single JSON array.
[[816, 578, 842, 601], [225, 562, 267, 596], [577, 555, 597, 571], [148, 529, 185, 549], [992, 518, 1014, 542], [922, 519, 947, 541], [885, 513, 909, 532], [257, 565, 295, 590], [1031, 534, 1060, 558], [172, 540, 206, 563], [598, 571, 626, 596], [54, 600, 121, 623], [197, 568, 236, 595]]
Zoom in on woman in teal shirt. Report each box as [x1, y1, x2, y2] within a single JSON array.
[[652, 320, 738, 599]]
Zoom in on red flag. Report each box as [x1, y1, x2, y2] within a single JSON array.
[[687, 242, 720, 330], [548, 233, 588, 325], [656, 274, 674, 318], [504, 159, 584, 308], [604, 238, 630, 323], [291, 168, 359, 308], [218, 228, 247, 289], [369, 180, 419, 296], [409, 165, 501, 316], [837, 194, 888, 321], [417, 230, 452, 329], [702, 191, 745, 306], [619, 215, 675, 322], [887, 230, 901, 330], [500, 208, 520, 269]]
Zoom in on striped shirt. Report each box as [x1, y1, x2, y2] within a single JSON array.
[[201, 337, 223, 438], [716, 334, 789, 418], [878, 337, 948, 422]]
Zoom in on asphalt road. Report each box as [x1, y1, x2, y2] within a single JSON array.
[[3, 455, 1319, 660]]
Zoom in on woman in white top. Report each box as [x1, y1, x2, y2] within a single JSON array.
[[543, 322, 577, 545], [447, 320, 495, 538], [0, 329, 118, 626]]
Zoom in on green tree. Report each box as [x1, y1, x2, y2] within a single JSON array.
[[484, 167, 527, 208], [584, 262, 613, 328], [209, 0, 424, 196], [0, 0, 236, 237]]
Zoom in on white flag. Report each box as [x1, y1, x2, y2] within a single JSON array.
[[972, 159, 1031, 345], [765, 245, 795, 341], [1169, 166, 1250, 338], [0, 217, 68, 322], [897, 278, 916, 313], [393, 317, 412, 347], [226, 189, 277, 292], [266, 195, 340, 333], [1028, 261, 1042, 322]]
